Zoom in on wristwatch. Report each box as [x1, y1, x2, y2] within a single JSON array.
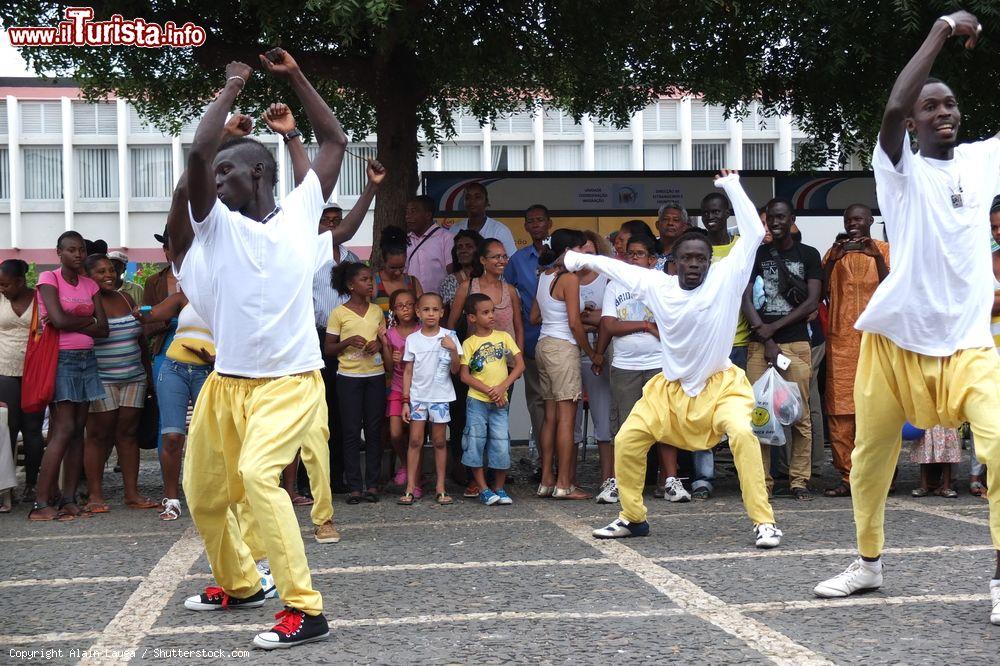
[[282, 129, 302, 143]]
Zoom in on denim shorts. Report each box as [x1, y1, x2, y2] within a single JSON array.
[[461, 397, 510, 469], [157, 359, 212, 435], [54, 349, 106, 403]]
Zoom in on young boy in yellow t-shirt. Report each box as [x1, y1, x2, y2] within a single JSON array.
[[460, 293, 525, 505]]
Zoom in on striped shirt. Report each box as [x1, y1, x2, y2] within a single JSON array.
[[93, 314, 145, 382]]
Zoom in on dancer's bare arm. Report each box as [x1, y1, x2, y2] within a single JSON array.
[[262, 102, 311, 185], [334, 159, 385, 246], [880, 11, 981, 164]]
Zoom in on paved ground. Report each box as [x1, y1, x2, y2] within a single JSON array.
[[1, 446, 997, 665]]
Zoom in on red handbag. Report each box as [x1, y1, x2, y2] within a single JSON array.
[[21, 290, 59, 413]]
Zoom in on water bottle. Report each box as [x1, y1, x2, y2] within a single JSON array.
[[527, 426, 538, 464]]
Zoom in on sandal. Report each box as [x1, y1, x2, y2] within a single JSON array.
[[28, 502, 74, 522], [536, 484, 554, 498], [463, 483, 481, 498], [58, 498, 90, 518], [553, 486, 593, 500], [291, 495, 314, 506], [397, 492, 415, 506], [791, 487, 812, 501], [935, 487, 958, 498], [346, 494, 362, 505], [83, 501, 111, 513], [823, 483, 851, 498], [436, 493, 454, 505], [159, 498, 182, 521], [124, 497, 160, 510], [911, 487, 930, 497], [970, 481, 987, 497]]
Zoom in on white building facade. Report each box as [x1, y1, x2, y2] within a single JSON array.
[[0, 79, 814, 263]]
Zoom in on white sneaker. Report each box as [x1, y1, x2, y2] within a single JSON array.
[[753, 523, 782, 549], [595, 478, 619, 504], [813, 558, 883, 598], [664, 477, 690, 503], [990, 584, 1000, 625], [256, 560, 278, 599]]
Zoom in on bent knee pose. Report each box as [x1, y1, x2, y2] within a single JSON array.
[[566, 171, 781, 550], [812, 13, 1000, 628]]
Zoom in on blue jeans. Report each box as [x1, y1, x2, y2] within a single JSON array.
[[157, 359, 211, 437], [691, 345, 748, 492], [461, 397, 511, 469]]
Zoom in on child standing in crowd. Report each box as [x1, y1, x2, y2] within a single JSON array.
[[460, 294, 525, 505], [374, 226, 423, 319], [325, 262, 390, 504], [386, 289, 419, 492], [532, 229, 600, 501], [399, 293, 462, 505], [910, 425, 963, 498]]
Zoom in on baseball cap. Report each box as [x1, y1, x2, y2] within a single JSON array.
[[323, 202, 343, 212], [153, 226, 169, 245], [108, 250, 129, 264]]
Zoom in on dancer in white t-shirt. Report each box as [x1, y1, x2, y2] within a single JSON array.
[[812, 13, 1000, 627], [563, 171, 781, 549]]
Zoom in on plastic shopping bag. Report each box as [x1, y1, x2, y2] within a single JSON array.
[[751, 367, 804, 446]]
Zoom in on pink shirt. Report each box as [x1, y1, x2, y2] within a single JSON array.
[[386, 326, 408, 394], [406, 224, 454, 294], [37, 270, 100, 351]]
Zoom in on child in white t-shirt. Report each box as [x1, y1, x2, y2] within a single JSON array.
[[400, 293, 462, 505]]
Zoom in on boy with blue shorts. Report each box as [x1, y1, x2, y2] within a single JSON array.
[[400, 293, 463, 505], [460, 294, 526, 505]]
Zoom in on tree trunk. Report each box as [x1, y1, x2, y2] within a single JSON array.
[[371, 91, 420, 267]]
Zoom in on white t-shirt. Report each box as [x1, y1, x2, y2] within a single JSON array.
[[564, 174, 765, 397], [448, 217, 517, 257], [187, 170, 329, 377], [601, 281, 662, 371], [403, 327, 463, 403], [855, 134, 1000, 356]]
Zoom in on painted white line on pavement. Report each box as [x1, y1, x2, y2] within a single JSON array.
[[570, 506, 855, 523], [654, 543, 995, 563], [1, 630, 101, 645], [0, 575, 145, 589], [184, 556, 613, 580], [533, 504, 834, 666], [79, 526, 204, 665], [304, 515, 541, 534], [0, 530, 178, 543], [146, 607, 689, 637], [738, 592, 991, 613], [888, 498, 991, 527]]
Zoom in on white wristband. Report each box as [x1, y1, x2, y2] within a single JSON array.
[[939, 15, 956, 35], [226, 75, 246, 87]]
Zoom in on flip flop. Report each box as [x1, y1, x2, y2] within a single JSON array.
[[911, 487, 929, 497], [83, 502, 111, 513], [823, 483, 851, 497], [436, 493, 454, 505], [124, 497, 160, 510], [28, 505, 74, 522], [970, 481, 987, 497], [291, 495, 314, 506], [397, 492, 415, 506], [935, 487, 958, 498]]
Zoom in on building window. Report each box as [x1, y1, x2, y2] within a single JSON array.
[[642, 100, 679, 132], [643, 143, 677, 170], [283, 143, 319, 194], [338, 144, 378, 196], [491, 143, 532, 171], [692, 142, 727, 170], [0, 104, 7, 135], [742, 102, 777, 133], [23, 147, 63, 199], [690, 101, 728, 132], [493, 110, 534, 134], [742, 142, 775, 170], [19, 101, 62, 135], [73, 102, 118, 135], [75, 147, 119, 200], [542, 109, 583, 135], [129, 105, 166, 135], [594, 142, 631, 170], [543, 143, 582, 170], [593, 117, 629, 135], [130, 145, 172, 198], [442, 144, 482, 170], [0, 148, 8, 200], [448, 110, 482, 135]]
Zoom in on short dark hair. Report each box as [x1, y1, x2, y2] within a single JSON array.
[[56, 230, 84, 250], [625, 233, 658, 255], [701, 192, 730, 210], [765, 197, 795, 216], [673, 229, 713, 257], [990, 194, 1000, 214], [409, 195, 435, 215], [464, 182, 489, 200], [218, 137, 278, 186], [331, 261, 369, 296], [539, 228, 586, 267], [0, 259, 29, 279], [417, 292, 444, 308], [380, 225, 408, 260], [525, 203, 549, 219], [465, 292, 493, 315], [843, 203, 873, 220]]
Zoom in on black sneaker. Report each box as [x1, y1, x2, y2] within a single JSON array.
[[253, 607, 330, 649], [184, 585, 266, 611]]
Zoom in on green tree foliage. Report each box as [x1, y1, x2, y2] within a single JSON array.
[[4, 1, 998, 238]]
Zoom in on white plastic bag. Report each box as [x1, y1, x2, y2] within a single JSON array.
[[751, 367, 804, 446]]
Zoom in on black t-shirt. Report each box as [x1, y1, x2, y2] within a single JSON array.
[[749, 242, 822, 344]]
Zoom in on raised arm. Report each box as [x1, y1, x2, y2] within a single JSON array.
[[187, 62, 253, 223], [879, 11, 981, 164], [716, 171, 765, 265], [169, 114, 253, 268], [259, 48, 348, 200], [562, 251, 665, 302], [262, 103, 311, 186], [334, 159, 385, 246]]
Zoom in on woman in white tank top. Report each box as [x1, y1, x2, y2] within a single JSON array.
[[530, 229, 600, 500]]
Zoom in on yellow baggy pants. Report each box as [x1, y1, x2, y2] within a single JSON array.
[[853, 333, 1000, 557], [614, 367, 775, 526], [183, 371, 326, 615], [235, 407, 334, 562]]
